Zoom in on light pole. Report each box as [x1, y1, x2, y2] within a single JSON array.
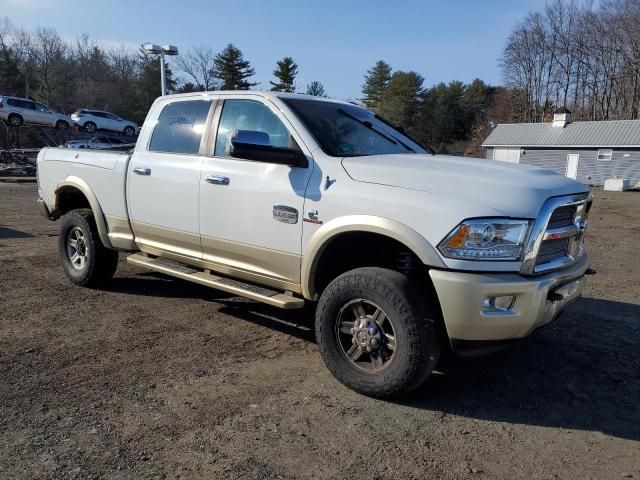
[[143, 43, 179, 96]]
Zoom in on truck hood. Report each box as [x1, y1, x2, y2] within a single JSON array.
[[341, 154, 588, 218]]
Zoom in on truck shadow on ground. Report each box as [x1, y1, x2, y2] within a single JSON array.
[[405, 297, 640, 442], [102, 273, 639, 441], [218, 294, 640, 443], [0, 225, 33, 239], [104, 272, 236, 301]]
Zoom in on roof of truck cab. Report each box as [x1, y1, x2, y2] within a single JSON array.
[[161, 90, 358, 106]]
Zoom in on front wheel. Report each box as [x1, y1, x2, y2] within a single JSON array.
[[315, 267, 441, 398], [55, 120, 69, 130], [58, 209, 118, 287], [84, 122, 97, 133], [123, 126, 135, 137]]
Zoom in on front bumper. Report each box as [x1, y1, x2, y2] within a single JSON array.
[[429, 255, 589, 355]]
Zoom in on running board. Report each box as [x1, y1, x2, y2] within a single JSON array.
[[126, 253, 305, 310]]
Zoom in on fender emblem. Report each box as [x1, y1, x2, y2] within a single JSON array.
[[273, 205, 298, 224], [304, 209, 323, 224]]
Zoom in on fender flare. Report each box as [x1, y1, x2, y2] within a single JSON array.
[[54, 176, 113, 249], [301, 215, 445, 300]]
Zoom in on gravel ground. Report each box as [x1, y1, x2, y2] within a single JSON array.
[[1, 183, 639, 480]]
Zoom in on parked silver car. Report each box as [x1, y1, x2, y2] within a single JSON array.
[[0, 96, 71, 129], [70, 109, 138, 137]]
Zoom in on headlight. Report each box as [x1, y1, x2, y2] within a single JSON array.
[[438, 219, 531, 261]]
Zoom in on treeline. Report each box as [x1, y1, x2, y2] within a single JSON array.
[[360, 61, 501, 154], [0, 18, 169, 124], [0, 18, 326, 125], [502, 0, 640, 122], [8, 1, 637, 156]]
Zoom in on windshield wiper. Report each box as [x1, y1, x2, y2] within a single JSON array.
[[374, 114, 434, 154], [386, 131, 416, 153], [337, 108, 403, 148]]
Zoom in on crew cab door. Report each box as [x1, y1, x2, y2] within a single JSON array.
[[199, 97, 314, 289], [127, 97, 214, 259]]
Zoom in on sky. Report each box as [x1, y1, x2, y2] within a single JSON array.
[[0, 0, 548, 100]]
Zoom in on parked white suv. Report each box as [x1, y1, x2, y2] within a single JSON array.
[[71, 109, 138, 137], [0, 96, 71, 129]]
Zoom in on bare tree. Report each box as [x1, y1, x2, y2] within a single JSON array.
[[501, 0, 639, 122], [174, 46, 217, 91]]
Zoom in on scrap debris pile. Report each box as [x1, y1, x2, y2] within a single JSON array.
[[0, 150, 38, 177]]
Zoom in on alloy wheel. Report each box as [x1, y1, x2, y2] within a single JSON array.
[[66, 227, 89, 270], [335, 299, 397, 372]]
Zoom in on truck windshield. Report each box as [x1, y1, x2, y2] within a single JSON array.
[[282, 98, 429, 157]]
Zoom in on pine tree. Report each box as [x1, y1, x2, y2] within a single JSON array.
[[306, 81, 326, 97], [377, 71, 424, 132], [0, 45, 25, 96], [213, 43, 257, 90], [361, 60, 392, 110], [270, 56, 298, 92]]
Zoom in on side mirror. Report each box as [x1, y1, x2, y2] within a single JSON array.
[[228, 130, 308, 168]]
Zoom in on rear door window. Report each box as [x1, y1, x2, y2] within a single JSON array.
[[149, 100, 212, 155]]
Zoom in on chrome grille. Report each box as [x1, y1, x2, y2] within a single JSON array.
[[520, 193, 592, 275], [547, 205, 577, 228], [536, 238, 570, 265]]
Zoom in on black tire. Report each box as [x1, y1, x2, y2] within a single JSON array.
[[8, 114, 23, 127], [84, 121, 97, 133], [55, 120, 69, 130], [58, 208, 118, 287], [123, 126, 135, 137], [315, 267, 441, 398]]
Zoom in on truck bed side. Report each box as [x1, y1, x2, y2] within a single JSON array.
[[37, 147, 135, 250]]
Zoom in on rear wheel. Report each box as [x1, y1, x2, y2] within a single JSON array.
[[84, 121, 97, 133], [123, 126, 135, 137], [58, 209, 118, 287], [315, 267, 441, 398], [8, 114, 23, 127]]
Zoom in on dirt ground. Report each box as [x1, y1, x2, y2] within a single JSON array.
[[0, 183, 638, 480]]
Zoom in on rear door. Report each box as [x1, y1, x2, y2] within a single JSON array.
[[105, 113, 121, 131], [198, 96, 314, 288], [20, 100, 38, 124], [33, 102, 53, 125], [127, 97, 215, 259]]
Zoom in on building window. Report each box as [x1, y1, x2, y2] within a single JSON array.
[[597, 149, 613, 161]]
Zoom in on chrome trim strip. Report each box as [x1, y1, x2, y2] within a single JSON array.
[[542, 225, 579, 241], [520, 192, 590, 275]]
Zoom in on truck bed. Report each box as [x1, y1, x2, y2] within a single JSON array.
[[37, 147, 132, 221]]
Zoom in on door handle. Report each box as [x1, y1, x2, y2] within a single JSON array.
[[132, 167, 151, 176], [205, 175, 230, 185]]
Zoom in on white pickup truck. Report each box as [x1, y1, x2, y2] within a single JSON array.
[[37, 91, 592, 398]]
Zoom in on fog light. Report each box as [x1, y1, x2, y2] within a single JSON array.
[[483, 295, 515, 312]]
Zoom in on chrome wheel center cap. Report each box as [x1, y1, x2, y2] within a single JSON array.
[[76, 239, 86, 256], [352, 319, 382, 351]]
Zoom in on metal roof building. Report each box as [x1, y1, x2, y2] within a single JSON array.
[[482, 110, 640, 188]]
